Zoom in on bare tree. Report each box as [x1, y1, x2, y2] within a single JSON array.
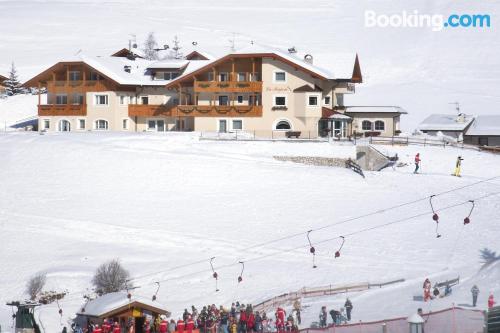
[[170, 36, 183, 59], [143, 32, 159, 60], [92, 259, 131, 294], [26, 273, 47, 300]]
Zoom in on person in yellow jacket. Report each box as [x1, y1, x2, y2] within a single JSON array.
[[230, 318, 238, 333], [454, 156, 464, 177]]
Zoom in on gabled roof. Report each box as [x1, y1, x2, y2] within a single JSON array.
[[111, 48, 145, 59], [77, 292, 169, 318], [465, 115, 500, 136], [184, 50, 214, 60], [0, 74, 7, 82], [419, 114, 474, 131], [165, 43, 361, 88], [345, 106, 408, 114], [293, 84, 323, 92], [322, 107, 352, 120]]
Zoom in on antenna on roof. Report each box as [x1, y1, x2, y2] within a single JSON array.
[[228, 32, 238, 52], [128, 34, 137, 51], [449, 102, 460, 115]]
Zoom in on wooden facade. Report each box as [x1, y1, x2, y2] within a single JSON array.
[[128, 105, 262, 118], [38, 104, 87, 116]]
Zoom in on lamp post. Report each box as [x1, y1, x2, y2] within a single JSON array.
[[407, 313, 425, 333]]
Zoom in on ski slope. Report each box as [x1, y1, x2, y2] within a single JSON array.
[[0, 94, 41, 130], [0, 0, 499, 130], [0, 132, 499, 332]]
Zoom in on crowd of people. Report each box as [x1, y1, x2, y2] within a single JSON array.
[[317, 299, 353, 328]]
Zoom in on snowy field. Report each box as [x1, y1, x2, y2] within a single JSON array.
[[1, 132, 500, 332], [0, 0, 499, 130]]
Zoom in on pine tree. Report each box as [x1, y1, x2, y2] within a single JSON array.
[[143, 32, 159, 60], [170, 36, 183, 59], [4, 62, 23, 96]]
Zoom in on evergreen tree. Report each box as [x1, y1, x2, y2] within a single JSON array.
[[4, 62, 23, 96], [143, 32, 159, 60], [170, 35, 183, 59]]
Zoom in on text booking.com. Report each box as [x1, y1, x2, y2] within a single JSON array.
[[365, 10, 491, 31]]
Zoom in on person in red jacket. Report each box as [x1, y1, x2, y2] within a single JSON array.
[[177, 319, 185, 333], [94, 325, 103, 333], [489, 293, 496, 308], [414, 153, 421, 174], [238, 310, 247, 333], [185, 316, 195, 333], [144, 320, 151, 333], [102, 320, 111, 333], [159, 318, 168, 333], [275, 308, 285, 324], [246, 311, 255, 333], [112, 322, 121, 333], [423, 278, 432, 301]]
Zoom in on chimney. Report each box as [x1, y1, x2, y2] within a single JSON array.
[[304, 54, 313, 64], [456, 113, 465, 123], [124, 65, 131, 73]]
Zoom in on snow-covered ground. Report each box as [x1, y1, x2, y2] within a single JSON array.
[[0, 94, 41, 130], [1, 132, 499, 332], [0, 0, 499, 130]]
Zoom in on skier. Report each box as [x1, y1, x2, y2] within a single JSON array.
[[159, 318, 168, 333], [144, 320, 151, 333], [292, 299, 301, 325], [423, 278, 432, 301], [168, 320, 176, 333], [344, 299, 353, 321], [112, 322, 120, 333], [238, 308, 247, 333], [471, 285, 479, 307], [219, 309, 229, 333], [246, 310, 255, 333], [254, 311, 263, 333], [318, 306, 327, 328], [329, 309, 339, 325], [93, 325, 103, 333], [453, 156, 464, 177], [177, 318, 185, 333], [275, 307, 286, 327], [414, 153, 421, 174], [186, 316, 195, 333], [488, 293, 496, 309]]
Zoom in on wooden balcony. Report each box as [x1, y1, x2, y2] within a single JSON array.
[[38, 104, 87, 116], [194, 81, 262, 93], [128, 104, 175, 117], [176, 105, 262, 117], [47, 80, 114, 92]]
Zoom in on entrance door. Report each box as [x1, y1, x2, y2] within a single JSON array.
[[219, 120, 227, 133], [58, 120, 71, 132], [333, 121, 346, 138]]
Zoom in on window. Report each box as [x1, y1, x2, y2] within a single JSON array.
[[77, 119, 86, 130], [119, 95, 129, 105], [237, 73, 246, 82], [219, 72, 229, 82], [122, 119, 129, 130], [274, 96, 286, 106], [171, 72, 180, 79], [141, 96, 149, 105], [56, 94, 67, 105], [324, 96, 331, 105], [218, 119, 227, 133], [232, 120, 243, 131], [95, 94, 108, 105], [58, 120, 71, 132], [375, 120, 385, 131], [274, 71, 286, 82], [362, 120, 372, 131], [336, 93, 344, 106], [90, 72, 99, 81], [95, 119, 108, 130], [72, 94, 83, 105], [218, 95, 229, 106], [275, 120, 291, 130], [308, 96, 318, 106], [69, 71, 80, 81], [43, 119, 50, 130], [147, 119, 165, 132], [237, 95, 244, 104], [207, 72, 214, 81]]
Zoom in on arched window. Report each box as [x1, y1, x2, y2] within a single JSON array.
[[58, 120, 71, 132], [361, 120, 372, 131], [95, 119, 109, 130], [375, 120, 385, 131], [275, 120, 291, 130]]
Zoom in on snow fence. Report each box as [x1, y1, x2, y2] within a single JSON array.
[[300, 307, 484, 333]]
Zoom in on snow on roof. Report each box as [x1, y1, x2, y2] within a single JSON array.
[[419, 114, 474, 131], [345, 106, 408, 114], [231, 43, 338, 79], [329, 113, 352, 120], [147, 60, 190, 69], [465, 115, 500, 136], [77, 292, 168, 317]]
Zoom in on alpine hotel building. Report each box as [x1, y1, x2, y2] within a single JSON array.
[[24, 44, 405, 138]]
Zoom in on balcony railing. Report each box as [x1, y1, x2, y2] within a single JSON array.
[[38, 104, 87, 116], [176, 105, 262, 117], [47, 80, 111, 92], [194, 81, 263, 93], [128, 104, 175, 117]]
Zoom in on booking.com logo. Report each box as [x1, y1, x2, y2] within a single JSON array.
[[365, 10, 491, 31]]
